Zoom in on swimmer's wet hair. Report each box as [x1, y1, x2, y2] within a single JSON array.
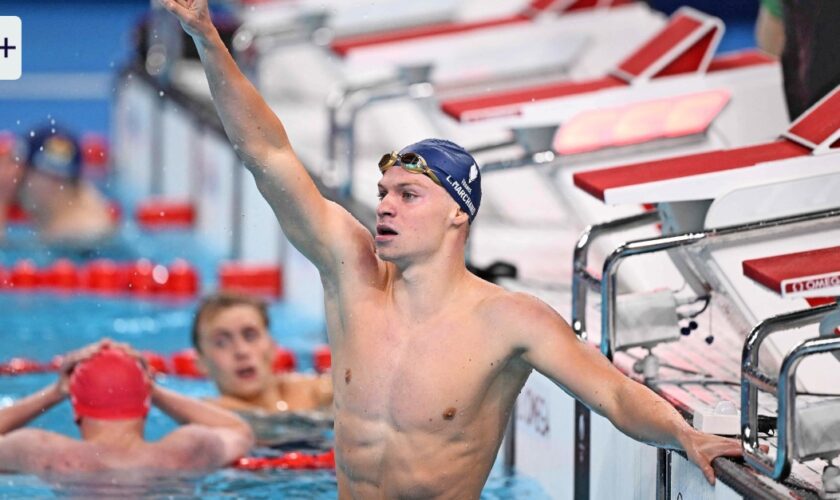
[[192, 291, 270, 352]]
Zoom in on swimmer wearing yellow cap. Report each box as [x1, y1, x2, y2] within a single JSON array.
[[0, 340, 253, 476], [161, 0, 744, 495]]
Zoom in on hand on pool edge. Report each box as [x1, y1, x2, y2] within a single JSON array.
[[680, 428, 743, 485]]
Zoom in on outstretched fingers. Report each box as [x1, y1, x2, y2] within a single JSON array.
[[158, 0, 190, 18]]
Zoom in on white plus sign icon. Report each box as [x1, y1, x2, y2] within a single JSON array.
[[0, 16, 21, 80]]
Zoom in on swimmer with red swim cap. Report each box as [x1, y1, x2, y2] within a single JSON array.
[[162, 0, 743, 495], [69, 344, 152, 422], [0, 340, 253, 476], [0, 124, 115, 248]]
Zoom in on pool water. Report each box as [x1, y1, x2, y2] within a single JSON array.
[[0, 193, 550, 498]]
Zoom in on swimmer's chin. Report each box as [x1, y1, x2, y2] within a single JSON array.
[[373, 246, 398, 262]]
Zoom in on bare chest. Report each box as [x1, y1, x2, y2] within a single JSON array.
[[331, 302, 513, 429]]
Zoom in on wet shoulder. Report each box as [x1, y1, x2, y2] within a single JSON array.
[[0, 429, 62, 462], [474, 284, 556, 333], [8, 431, 106, 473], [154, 425, 226, 470]]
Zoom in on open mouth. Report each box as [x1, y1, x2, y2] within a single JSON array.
[[376, 224, 398, 238], [235, 366, 257, 379]]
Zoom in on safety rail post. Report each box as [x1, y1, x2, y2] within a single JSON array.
[[740, 302, 840, 480], [325, 65, 434, 198], [571, 210, 660, 341], [601, 232, 707, 360], [598, 208, 840, 360]]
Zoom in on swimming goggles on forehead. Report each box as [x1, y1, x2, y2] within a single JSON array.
[[378, 151, 442, 186]]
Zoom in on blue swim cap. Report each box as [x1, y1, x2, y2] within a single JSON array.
[[399, 139, 482, 222], [26, 125, 82, 181]]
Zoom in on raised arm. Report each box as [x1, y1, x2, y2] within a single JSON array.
[[0, 340, 114, 435], [151, 384, 254, 465], [503, 293, 741, 485], [0, 342, 96, 472], [0, 383, 64, 437], [158, 0, 371, 274]]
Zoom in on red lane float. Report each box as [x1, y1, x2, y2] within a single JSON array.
[[6, 203, 28, 224], [1, 347, 312, 378], [10, 260, 39, 288], [313, 345, 331, 374], [273, 347, 297, 373], [171, 349, 204, 378], [136, 199, 195, 230], [219, 262, 283, 298], [0, 353, 164, 376], [142, 351, 170, 375], [171, 346, 298, 378], [234, 449, 335, 471], [84, 259, 123, 293], [166, 259, 200, 296], [0, 259, 199, 297], [80, 133, 109, 173], [0, 358, 53, 375], [42, 259, 81, 290]]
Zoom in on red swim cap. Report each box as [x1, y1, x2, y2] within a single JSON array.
[[69, 347, 151, 421]]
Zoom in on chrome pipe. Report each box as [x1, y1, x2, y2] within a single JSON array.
[[570, 210, 660, 341], [326, 76, 433, 197], [601, 232, 706, 359], [775, 336, 840, 479], [599, 208, 840, 360], [739, 303, 839, 480]]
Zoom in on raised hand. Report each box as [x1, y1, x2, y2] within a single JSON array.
[[158, 0, 214, 41], [55, 339, 112, 394], [682, 430, 743, 485], [55, 339, 154, 394]]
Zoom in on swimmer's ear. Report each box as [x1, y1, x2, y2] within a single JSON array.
[[451, 207, 469, 229]]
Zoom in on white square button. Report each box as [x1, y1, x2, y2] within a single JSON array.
[[0, 16, 22, 80]]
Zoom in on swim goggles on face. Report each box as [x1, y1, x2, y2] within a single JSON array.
[[378, 151, 442, 186]]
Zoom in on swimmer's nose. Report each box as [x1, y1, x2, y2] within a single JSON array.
[[376, 196, 395, 219], [231, 338, 252, 358]]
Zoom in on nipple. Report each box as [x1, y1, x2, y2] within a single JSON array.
[[442, 407, 457, 421]]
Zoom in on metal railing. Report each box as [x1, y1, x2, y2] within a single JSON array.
[[325, 66, 435, 196], [592, 207, 840, 360], [571, 210, 662, 341], [740, 302, 840, 480]]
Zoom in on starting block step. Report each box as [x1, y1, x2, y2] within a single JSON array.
[[692, 400, 741, 435]]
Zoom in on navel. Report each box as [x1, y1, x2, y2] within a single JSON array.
[[442, 407, 457, 420]]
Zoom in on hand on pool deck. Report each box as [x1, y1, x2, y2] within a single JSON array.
[[0, 341, 254, 476], [164, 2, 747, 496], [681, 430, 744, 485]]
